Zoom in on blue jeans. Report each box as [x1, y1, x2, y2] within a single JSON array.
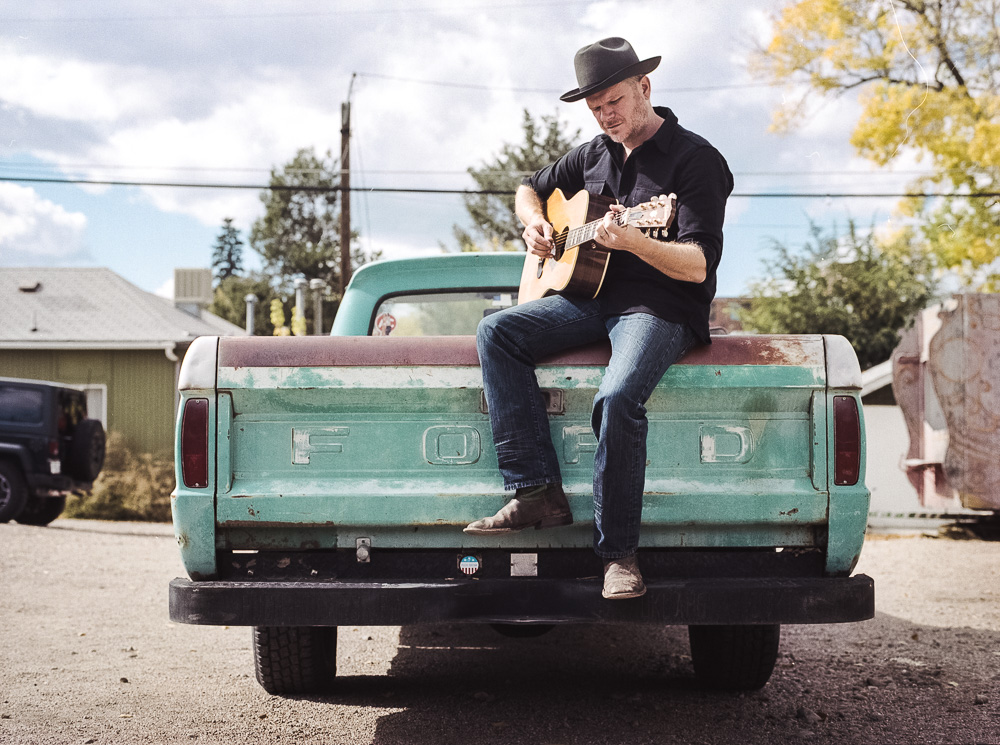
[[477, 294, 697, 559]]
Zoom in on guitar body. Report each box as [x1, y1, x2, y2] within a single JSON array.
[[518, 188, 615, 304]]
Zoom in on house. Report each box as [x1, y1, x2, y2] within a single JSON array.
[[0, 267, 243, 453], [709, 297, 751, 334]]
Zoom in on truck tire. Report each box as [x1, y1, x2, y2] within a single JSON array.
[[0, 460, 29, 523], [688, 624, 781, 691], [252, 626, 337, 695], [15, 496, 67, 526], [68, 419, 106, 482]]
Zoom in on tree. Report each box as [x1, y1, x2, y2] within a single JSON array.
[[454, 110, 581, 251], [211, 218, 244, 283], [250, 147, 346, 290], [752, 0, 1000, 288], [247, 147, 378, 334], [741, 222, 937, 369], [208, 272, 281, 336]]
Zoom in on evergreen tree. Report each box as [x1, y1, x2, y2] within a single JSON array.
[[211, 217, 244, 283], [455, 110, 581, 251], [249, 147, 345, 290]]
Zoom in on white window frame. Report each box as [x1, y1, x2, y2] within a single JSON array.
[[79, 383, 108, 426]]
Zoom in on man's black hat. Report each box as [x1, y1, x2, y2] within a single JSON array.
[[560, 37, 660, 103]]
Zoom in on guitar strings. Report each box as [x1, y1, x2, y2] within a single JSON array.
[[553, 211, 631, 249], [548, 200, 674, 252]]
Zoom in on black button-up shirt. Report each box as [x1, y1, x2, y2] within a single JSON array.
[[524, 107, 734, 344]]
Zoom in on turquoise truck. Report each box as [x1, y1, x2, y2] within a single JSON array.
[[168, 252, 873, 695]]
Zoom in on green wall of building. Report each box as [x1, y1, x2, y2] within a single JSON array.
[[0, 348, 180, 453]]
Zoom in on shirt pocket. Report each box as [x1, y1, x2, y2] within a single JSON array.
[[584, 180, 613, 199], [630, 186, 660, 206]]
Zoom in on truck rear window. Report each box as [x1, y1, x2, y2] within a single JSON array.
[[0, 386, 44, 424], [372, 291, 517, 336]]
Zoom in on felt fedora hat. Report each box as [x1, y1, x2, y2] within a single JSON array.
[[560, 37, 660, 102]]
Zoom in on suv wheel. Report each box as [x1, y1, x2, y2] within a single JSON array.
[[16, 496, 67, 526], [68, 419, 106, 482], [0, 460, 29, 523]]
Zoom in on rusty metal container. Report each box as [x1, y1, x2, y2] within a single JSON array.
[[893, 295, 1000, 511]]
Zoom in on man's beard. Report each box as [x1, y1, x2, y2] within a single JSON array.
[[603, 94, 650, 144]]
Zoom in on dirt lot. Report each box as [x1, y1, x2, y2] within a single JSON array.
[[1, 519, 998, 745]]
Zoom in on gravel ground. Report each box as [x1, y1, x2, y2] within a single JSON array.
[[1, 519, 999, 745]]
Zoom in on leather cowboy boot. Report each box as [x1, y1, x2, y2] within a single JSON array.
[[602, 554, 646, 599], [463, 484, 573, 535]]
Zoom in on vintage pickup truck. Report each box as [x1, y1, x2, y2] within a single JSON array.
[[169, 252, 874, 695]]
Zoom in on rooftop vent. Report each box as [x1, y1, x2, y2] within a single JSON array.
[[173, 268, 213, 317]]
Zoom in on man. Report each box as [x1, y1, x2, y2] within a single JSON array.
[[464, 37, 734, 600]]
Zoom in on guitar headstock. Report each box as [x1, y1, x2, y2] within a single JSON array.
[[625, 193, 677, 229]]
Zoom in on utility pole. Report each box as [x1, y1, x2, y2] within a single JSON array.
[[339, 74, 356, 296]]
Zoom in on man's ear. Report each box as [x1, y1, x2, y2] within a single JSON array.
[[640, 75, 651, 99]]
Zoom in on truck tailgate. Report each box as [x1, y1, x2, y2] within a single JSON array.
[[210, 335, 836, 553]]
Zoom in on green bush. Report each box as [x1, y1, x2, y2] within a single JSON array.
[[65, 432, 175, 522]]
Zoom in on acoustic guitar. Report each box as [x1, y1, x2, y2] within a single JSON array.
[[518, 188, 677, 304]]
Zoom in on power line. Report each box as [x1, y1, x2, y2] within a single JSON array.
[[0, 162, 955, 178], [1, 0, 593, 24], [354, 71, 775, 95], [3, 175, 998, 199], [6, 157, 956, 180]]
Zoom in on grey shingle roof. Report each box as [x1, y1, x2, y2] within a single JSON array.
[[1, 267, 244, 347]]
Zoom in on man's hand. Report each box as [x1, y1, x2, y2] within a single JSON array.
[[595, 205, 636, 252], [522, 216, 555, 257], [596, 204, 708, 283]]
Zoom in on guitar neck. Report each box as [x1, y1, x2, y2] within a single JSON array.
[[565, 211, 638, 249], [566, 219, 602, 249], [551, 191, 674, 252]]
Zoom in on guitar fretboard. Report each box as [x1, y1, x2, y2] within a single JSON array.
[[557, 213, 627, 250]]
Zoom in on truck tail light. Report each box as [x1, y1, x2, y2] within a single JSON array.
[[181, 398, 210, 488], [833, 395, 861, 486], [48, 438, 60, 458]]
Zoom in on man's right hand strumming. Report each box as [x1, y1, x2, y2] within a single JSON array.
[[515, 184, 555, 258], [522, 217, 555, 258]]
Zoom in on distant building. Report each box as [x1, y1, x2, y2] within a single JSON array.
[[0, 267, 243, 453], [709, 297, 752, 335]]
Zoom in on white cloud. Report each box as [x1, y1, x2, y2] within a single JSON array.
[[0, 183, 87, 260], [0, 44, 166, 124], [368, 237, 447, 263], [153, 276, 174, 299]]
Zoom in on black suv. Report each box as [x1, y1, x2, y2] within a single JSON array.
[[0, 378, 106, 525]]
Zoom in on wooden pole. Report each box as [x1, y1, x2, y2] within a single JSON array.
[[339, 100, 352, 295]]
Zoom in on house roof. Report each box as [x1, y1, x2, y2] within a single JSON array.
[[861, 359, 893, 397], [1, 267, 244, 350]]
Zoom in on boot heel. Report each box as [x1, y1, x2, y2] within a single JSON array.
[[535, 514, 573, 529]]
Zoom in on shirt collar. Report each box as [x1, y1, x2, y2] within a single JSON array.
[[648, 106, 678, 154], [599, 105, 678, 158]]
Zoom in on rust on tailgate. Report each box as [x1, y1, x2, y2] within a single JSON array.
[[218, 335, 824, 368]]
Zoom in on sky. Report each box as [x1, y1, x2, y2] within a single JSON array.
[[0, 0, 929, 301]]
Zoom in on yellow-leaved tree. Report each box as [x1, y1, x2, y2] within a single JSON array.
[[753, 0, 1000, 288]]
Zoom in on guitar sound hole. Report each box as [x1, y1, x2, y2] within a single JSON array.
[[554, 229, 568, 261]]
